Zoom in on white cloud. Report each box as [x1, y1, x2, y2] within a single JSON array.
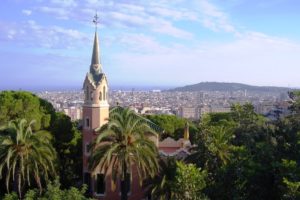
[[50, 0, 77, 7], [196, 0, 237, 33], [22, 9, 32, 16], [116, 33, 171, 53], [151, 20, 193, 39], [7, 30, 16, 39], [109, 11, 146, 26], [34, 0, 195, 39], [109, 33, 300, 87], [150, 6, 198, 21], [0, 20, 89, 49], [105, 10, 193, 39], [39, 6, 70, 19]]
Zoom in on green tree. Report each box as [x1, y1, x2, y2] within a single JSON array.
[[0, 119, 56, 198], [188, 105, 282, 199], [149, 159, 208, 200], [0, 91, 55, 131], [89, 107, 159, 200], [146, 114, 198, 141], [204, 125, 235, 165], [172, 161, 208, 200], [288, 91, 300, 114], [189, 113, 236, 169], [50, 113, 82, 188], [0, 91, 82, 193]]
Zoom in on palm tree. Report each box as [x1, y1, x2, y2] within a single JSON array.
[[148, 157, 177, 200], [205, 125, 234, 165], [89, 107, 160, 200], [187, 117, 235, 170], [0, 119, 56, 198]]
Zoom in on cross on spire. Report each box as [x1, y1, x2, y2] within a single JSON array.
[[93, 12, 99, 30]]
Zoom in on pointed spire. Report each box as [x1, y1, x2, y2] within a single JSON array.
[[90, 13, 102, 75], [91, 31, 100, 66]]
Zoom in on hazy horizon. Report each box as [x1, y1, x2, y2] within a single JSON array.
[[1, 81, 299, 93], [1, 0, 300, 89]]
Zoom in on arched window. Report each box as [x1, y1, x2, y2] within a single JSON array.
[[99, 91, 102, 101], [85, 117, 90, 128], [103, 86, 106, 101], [86, 86, 89, 100], [90, 91, 93, 101], [95, 174, 106, 195]]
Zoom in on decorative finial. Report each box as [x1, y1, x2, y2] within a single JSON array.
[[93, 11, 99, 31]]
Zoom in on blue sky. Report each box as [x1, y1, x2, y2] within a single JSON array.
[[1, 0, 300, 90]]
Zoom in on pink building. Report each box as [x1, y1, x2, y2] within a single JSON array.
[[82, 17, 192, 200]]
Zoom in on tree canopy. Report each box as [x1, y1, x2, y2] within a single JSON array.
[[0, 91, 55, 131], [0, 91, 82, 197], [145, 114, 198, 141]]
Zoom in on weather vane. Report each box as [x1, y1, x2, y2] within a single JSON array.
[[93, 11, 99, 30]]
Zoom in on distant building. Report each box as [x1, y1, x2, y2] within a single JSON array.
[[199, 105, 211, 116], [178, 106, 200, 119], [210, 105, 231, 113], [255, 101, 274, 115], [63, 107, 82, 121], [197, 92, 204, 105]]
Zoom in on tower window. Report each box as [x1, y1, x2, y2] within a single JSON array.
[[86, 87, 89, 100], [85, 142, 90, 154], [90, 91, 93, 101], [85, 118, 90, 128], [99, 91, 102, 101], [103, 86, 106, 101], [95, 174, 105, 195]]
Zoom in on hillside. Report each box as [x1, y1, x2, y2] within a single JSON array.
[[169, 82, 291, 92]]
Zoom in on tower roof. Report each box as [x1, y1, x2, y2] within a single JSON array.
[[87, 30, 104, 86], [83, 13, 107, 87], [90, 31, 102, 74], [91, 31, 100, 67]]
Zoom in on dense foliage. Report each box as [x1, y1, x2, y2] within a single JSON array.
[[186, 95, 300, 200], [3, 179, 93, 200], [146, 114, 198, 141], [0, 91, 55, 131], [0, 91, 82, 198], [2, 90, 300, 200], [50, 112, 82, 188], [149, 159, 208, 200]]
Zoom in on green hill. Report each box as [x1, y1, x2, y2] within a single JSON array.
[[169, 82, 291, 92]]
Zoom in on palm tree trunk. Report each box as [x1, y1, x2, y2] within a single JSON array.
[[121, 162, 128, 200], [13, 167, 22, 199], [18, 172, 22, 199], [35, 174, 42, 195]]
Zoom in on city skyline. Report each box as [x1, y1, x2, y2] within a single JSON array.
[[1, 0, 300, 90]]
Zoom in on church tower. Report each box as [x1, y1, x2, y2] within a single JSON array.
[[82, 14, 109, 195]]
